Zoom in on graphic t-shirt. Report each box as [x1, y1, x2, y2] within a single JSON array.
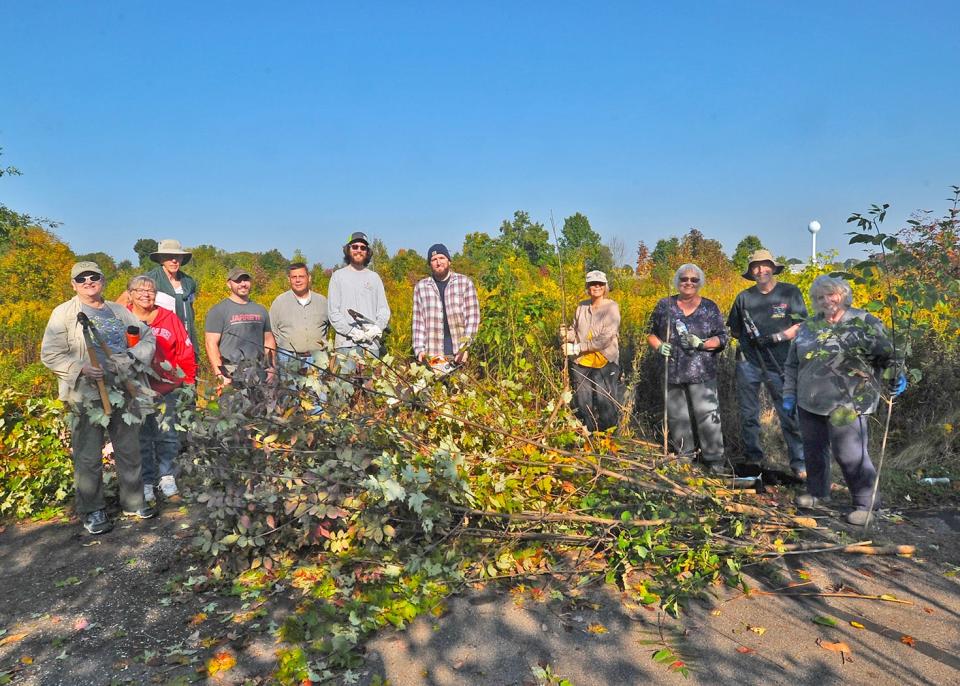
[[204, 299, 271, 365], [81, 303, 126, 364], [727, 282, 807, 368]]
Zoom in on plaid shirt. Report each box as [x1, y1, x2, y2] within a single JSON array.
[[412, 272, 480, 358]]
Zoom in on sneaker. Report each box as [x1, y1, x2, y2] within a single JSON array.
[[846, 509, 872, 526], [159, 475, 179, 498], [143, 484, 156, 503], [792, 467, 808, 480], [83, 509, 113, 535], [122, 504, 158, 520], [796, 494, 828, 509]]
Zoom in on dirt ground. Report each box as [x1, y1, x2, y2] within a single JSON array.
[[2, 499, 959, 685]]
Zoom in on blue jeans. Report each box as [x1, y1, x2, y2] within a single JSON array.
[[735, 360, 805, 470], [140, 388, 181, 486]]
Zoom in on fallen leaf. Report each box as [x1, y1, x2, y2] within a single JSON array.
[[818, 640, 852, 653], [710, 610, 722, 617], [206, 650, 236, 676], [879, 594, 899, 602], [586, 623, 608, 634], [922, 607, 934, 614], [0, 632, 28, 646], [850, 621, 865, 629], [73, 618, 89, 631], [812, 615, 838, 627], [900, 635, 916, 647], [748, 626, 766, 636], [189, 613, 208, 626], [20, 656, 33, 665], [797, 570, 811, 580], [736, 646, 754, 654]]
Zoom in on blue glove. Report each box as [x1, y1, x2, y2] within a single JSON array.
[[782, 395, 796, 413], [889, 373, 907, 397]]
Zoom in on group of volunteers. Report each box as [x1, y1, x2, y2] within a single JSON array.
[[41, 233, 479, 535], [567, 249, 905, 526], [41, 233, 904, 535]]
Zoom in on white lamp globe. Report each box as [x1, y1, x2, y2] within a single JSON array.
[[808, 220, 822, 234]]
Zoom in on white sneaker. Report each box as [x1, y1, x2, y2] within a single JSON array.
[[143, 484, 156, 503], [159, 475, 179, 498]]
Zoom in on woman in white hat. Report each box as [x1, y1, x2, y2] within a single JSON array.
[[561, 270, 622, 431], [146, 239, 199, 360]]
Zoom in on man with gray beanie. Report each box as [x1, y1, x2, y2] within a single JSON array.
[[412, 243, 480, 366]]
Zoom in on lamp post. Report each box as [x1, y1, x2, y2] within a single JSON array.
[[808, 220, 821, 265]]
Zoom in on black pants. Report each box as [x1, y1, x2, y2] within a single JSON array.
[[571, 362, 622, 432]]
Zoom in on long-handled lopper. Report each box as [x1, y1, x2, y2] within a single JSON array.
[[77, 313, 112, 415]]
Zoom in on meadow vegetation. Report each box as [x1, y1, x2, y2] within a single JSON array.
[[1, 182, 958, 681]]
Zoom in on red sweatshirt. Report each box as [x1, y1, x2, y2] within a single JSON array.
[[128, 305, 197, 394]]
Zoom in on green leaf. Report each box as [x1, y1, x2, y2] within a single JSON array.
[[813, 615, 838, 627]]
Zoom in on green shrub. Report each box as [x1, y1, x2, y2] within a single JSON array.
[[0, 389, 72, 519]]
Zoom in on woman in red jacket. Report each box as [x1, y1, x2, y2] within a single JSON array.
[[125, 275, 197, 502]]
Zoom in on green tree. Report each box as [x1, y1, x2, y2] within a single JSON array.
[[732, 235, 764, 272], [651, 237, 679, 266], [499, 211, 552, 266], [133, 238, 158, 267], [388, 248, 427, 284], [369, 238, 390, 267]]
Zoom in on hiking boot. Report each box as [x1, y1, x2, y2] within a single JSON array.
[[796, 494, 828, 509], [83, 509, 113, 535], [704, 462, 732, 476], [122, 504, 157, 520], [143, 484, 156, 503], [846, 509, 872, 526], [159, 475, 179, 498], [791, 467, 808, 480]]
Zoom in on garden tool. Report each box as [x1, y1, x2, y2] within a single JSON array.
[[76, 312, 112, 415]]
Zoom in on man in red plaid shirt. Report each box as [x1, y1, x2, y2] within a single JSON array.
[[413, 244, 480, 364]]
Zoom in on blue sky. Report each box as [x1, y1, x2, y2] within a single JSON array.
[[3, 2, 958, 267]]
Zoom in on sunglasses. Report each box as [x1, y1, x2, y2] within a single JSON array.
[[679, 277, 700, 284], [73, 273, 102, 284], [350, 243, 369, 251], [159, 255, 181, 261], [587, 282, 605, 287]]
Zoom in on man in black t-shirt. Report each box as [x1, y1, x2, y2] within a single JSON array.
[[727, 250, 807, 477]]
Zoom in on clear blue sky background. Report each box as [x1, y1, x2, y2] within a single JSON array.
[[3, 1, 958, 268]]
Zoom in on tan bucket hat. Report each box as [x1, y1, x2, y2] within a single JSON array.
[[150, 239, 193, 265], [742, 249, 784, 280]]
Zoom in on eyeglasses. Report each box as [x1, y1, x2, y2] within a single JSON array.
[[679, 277, 700, 284], [349, 244, 369, 252], [131, 288, 156, 295], [73, 273, 102, 284]]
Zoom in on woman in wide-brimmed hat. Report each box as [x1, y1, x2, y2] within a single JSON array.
[[146, 239, 199, 360]]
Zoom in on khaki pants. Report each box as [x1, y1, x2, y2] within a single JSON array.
[[70, 406, 145, 514]]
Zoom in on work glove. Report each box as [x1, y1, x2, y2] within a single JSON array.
[[105, 352, 135, 376], [559, 325, 569, 340], [363, 324, 383, 340], [756, 332, 785, 348], [782, 395, 796, 413], [658, 342, 672, 357], [351, 326, 371, 343], [889, 373, 907, 397], [680, 333, 704, 351], [564, 342, 580, 356]]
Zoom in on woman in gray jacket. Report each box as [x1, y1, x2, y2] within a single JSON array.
[[783, 276, 906, 525]]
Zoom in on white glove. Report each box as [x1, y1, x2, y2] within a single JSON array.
[[351, 327, 371, 343], [363, 324, 383, 340], [564, 342, 580, 356], [658, 342, 672, 357]]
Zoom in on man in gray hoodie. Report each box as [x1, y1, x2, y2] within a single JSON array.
[[327, 232, 391, 366]]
